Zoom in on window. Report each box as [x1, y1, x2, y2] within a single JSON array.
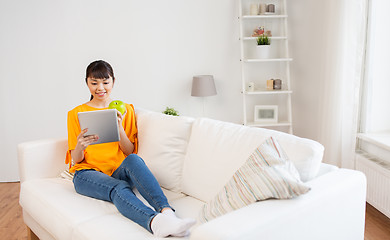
[[357, 0, 390, 163]]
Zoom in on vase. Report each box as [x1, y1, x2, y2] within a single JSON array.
[[256, 45, 271, 59], [250, 4, 258, 15]]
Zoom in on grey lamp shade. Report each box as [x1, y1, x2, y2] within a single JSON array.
[[191, 75, 217, 97]]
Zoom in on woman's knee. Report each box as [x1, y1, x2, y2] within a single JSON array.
[[123, 154, 146, 169], [110, 181, 134, 200], [73, 170, 119, 202]]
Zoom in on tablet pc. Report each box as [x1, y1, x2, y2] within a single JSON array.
[[78, 109, 120, 145]]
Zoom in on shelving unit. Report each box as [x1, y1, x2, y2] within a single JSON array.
[[244, 90, 293, 95], [244, 58, 292, 62], [238, 0, 293, 134], [241, 15, 288, 19]]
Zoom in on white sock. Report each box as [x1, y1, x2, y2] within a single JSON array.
[[162, 208, 175, 217], [151, 212, 196, 238], [162, 209, 191, 237]]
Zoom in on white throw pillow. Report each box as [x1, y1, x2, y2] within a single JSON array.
[[200, 137, 310, 222], [136, 109, 194, 193]]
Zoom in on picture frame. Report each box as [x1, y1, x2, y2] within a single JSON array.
[[254, 105, 278, 123]]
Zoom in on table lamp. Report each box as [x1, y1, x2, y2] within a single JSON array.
[[191, 75, 217, 116]]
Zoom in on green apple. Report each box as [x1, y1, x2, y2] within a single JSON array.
[[109, 100, 126, 115]]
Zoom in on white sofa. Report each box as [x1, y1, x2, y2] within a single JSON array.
[[18, 109, 367, 240]]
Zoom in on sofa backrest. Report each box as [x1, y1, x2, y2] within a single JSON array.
[[181, 118, 324, 202], [135, 109, 324, 201], [136, 109, 194, 193]]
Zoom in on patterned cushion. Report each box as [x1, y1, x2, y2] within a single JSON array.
[[200, 137, 310, 222], [60, 169, 74, 181]]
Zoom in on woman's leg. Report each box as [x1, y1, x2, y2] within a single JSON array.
[[73, 169, 157, 232], [112, 154, 196, 237], [111, 154, 171, 213]]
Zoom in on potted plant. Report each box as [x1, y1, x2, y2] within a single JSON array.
[[163, 107, 179, 116], [256, 34, 271, 59]]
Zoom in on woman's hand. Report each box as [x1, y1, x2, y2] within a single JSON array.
[[76, 128, 99, 150], [71, 128, 98, 164], [116, 109, 127, 127], [116, 109, 134, 156]]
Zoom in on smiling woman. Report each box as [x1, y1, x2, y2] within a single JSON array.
[[85, 60, 115, 101], [68, 60, 136, 165], [63, 60, 196, 237]]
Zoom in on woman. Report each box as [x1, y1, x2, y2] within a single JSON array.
[[65, 60, 195, 237]]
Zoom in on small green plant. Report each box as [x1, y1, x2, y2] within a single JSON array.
[[256, 34, 270, 45], [163, 107, 179, 116]]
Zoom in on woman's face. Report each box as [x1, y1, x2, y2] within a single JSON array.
[[86, 76, 114, 101]]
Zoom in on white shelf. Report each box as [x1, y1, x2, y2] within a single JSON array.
[[242, 36, 287, 41], [242, 15, 288, 19], [244, 58, 293, 62], [246, 121, 292, 127], [244, 89, 292, 95], [238, 0, 293, 134]]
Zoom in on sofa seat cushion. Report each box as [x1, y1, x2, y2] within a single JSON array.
[[72, 213, 154, 240], [72, 196, 205, 240], [136, 109, 194, 193], [20, 178, 118, 240], [169, 196, 206, 225], [182, 118, 324, 202], [20, 178, 187, 240]]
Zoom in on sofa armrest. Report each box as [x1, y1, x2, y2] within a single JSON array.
[[18, 138, 68, 183], [190, 169, 366, 240]]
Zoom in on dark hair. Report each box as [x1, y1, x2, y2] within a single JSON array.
[[85, 60, 115, 100]]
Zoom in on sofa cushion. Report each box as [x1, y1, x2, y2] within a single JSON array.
[[200, 137, 310, 222], [72, 213, 152, 240], [20, 177, 188, 240], [20, 178, 118, 240], [136, 109, 194, 192], [72, 195, 204, 240], [181, 118, 323, 202]]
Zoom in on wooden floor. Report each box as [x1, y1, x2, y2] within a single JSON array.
[[1, 182, 390, 240], [365, 203, 390, 240], [0, 182, 26, 240]]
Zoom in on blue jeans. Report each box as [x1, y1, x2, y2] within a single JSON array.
[[73, 154, 172, 233]]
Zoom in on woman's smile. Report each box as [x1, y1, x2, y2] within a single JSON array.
[[96, 92, 106, 97]]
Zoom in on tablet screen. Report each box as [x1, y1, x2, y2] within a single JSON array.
[[77, 109, 120, 145]]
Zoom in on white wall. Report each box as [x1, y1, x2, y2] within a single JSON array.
[[0, 0, 330, 181], [288, 0, 329, 141]]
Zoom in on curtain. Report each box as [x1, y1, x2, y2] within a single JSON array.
[[317, 0, 368, 168]]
